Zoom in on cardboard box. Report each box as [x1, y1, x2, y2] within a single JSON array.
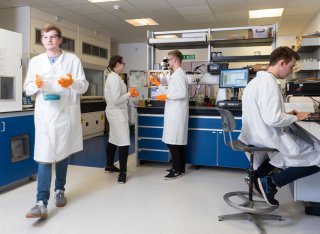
[[248, 27, 272, 39], [252, 64, 269, 71]]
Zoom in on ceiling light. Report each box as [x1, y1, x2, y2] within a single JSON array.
[[125, 18, 159, 26], [88, 0, 121, 3], [249, 8, 283, 19]]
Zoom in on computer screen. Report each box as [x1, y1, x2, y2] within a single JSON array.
[[219, 68, 249, 100], [219, 68, 249, 89]]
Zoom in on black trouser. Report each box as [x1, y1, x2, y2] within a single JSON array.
[[255, 158, 320, 188], [106, 142, 128, 173], [167, 144, 186, 173]]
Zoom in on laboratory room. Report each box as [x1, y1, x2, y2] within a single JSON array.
[[1, 0, 320, 233]]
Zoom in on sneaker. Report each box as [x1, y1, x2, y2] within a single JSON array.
[[164, 170, 182, 180], [104, 165, 120, 173], [166, 168, 173, 172], [26, 201, 48, 219], [55, 190, 67, 207], [166, 168, 185, 173], [118, 173, 126, 184], [258, 176, 279, 206], [244, 175, 262, 196]]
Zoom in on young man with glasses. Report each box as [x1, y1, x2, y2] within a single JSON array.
[[150, 50, 189, 179], [24, 24, 88, 218]]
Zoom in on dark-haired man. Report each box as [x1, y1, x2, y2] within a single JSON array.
[[239, 46, 320, 206]]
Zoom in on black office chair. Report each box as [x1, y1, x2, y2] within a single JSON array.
[[216, 108, 283, 233]]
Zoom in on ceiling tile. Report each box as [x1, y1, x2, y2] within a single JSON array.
[[181, 14, 215, 24], [166, 0, 208, 8], [215, 11, 248, 21], [278, 15, 314, 35], [284, 6, 320, 16], [174, 5, 212, 16]]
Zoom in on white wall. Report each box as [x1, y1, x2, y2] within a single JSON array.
[[112, 43, 148, 74]]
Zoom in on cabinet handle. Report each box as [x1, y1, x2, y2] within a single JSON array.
[[1, 122, 5, 132]]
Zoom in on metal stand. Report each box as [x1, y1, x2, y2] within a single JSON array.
[[218, 152, 283, 234]]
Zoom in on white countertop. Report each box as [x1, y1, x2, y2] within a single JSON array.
[[295, 121, 320, 140]]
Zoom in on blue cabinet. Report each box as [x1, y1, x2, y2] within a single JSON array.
[[0, 112, 37, 189], [136, 112, 249, 169], [137, 114, 169, 163], [217, 131, 249, 169], [186, 129, 217, 166]]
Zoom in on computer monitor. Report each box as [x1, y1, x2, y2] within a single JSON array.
[[219, 68, 249, 100]]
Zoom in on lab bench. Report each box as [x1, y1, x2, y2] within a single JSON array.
[[136, 106, 249, 169], [0, 111, 37, 191]]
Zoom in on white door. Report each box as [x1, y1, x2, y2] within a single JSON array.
[[0, 28, 22, 112]]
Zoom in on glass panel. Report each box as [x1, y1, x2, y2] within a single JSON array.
[[83, 68, 104, 96], [99, 48, 107, 59], [11, 134, 30, 162], [92, 46, 99, 56], [0, 76, 14, 100], [61, 37, 75, 52], [82, 42, 91, 55], [35, 28, 41, 44]]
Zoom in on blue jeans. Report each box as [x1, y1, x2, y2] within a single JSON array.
[[36, 158, 69, 206]]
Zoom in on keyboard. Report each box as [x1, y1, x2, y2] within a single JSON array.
[[303, 113, 320, 122]]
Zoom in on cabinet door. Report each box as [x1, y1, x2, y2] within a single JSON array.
[[0, 115, 37, 186], [186, 130, 217, 166], [217, 131, 249, 169]]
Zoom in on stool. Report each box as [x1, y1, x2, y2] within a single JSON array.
[[217, 108, 283, 234]]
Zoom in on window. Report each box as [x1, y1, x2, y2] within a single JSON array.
[[82, 42, 108, 59]]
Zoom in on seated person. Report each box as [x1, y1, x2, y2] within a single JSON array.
[[239, 46, 320, 206]]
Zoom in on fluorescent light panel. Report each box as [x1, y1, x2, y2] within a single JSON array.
[[88, 0, 120, 3], [249, 8, 283, 18], [126, 18, 159, 26]]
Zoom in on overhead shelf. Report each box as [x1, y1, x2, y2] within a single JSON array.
[[208, 38, 274, 48], [211, 55, 270, 62], [295, 36, 320, 53], [148, 37, 208, 50]]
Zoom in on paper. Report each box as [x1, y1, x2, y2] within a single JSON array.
[[284, 102, 315, 113]]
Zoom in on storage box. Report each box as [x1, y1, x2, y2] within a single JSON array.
[[248, 27, 272, 39], [252, 64, 269, 71]]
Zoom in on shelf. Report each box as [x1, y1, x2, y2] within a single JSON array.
[[296, 46, 320, 53], [295, 61, 320, 71], [148, 37, 208, 50], [209, 38, 274, 48], [295, 37, 320, 53], [211, 55, 270, 62]]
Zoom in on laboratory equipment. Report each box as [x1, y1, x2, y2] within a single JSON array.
[[219, 68, 249, 100], [0, 28, 22, 113], [41, 73, 64, 101]]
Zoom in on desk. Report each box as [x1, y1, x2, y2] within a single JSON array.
[[293, 121, 320, 215]]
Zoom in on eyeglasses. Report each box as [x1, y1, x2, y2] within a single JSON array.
[[41, 35, 60, 40]]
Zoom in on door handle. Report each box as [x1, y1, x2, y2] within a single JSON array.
[[1, 122, 5, 132]]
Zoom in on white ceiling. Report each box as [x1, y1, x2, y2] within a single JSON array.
[[1, 0, 320, 43]]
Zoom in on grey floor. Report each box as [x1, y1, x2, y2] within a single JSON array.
[[0, 155, 319, 234]]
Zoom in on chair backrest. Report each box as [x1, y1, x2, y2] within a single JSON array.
[[217, 108, 236, 132], [216, 108, 237, 150]]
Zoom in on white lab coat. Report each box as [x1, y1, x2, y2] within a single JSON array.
[[239, 71, 320, 168], [161, 67, 189, 145], [104, 71, 130, 146], [24, 52, 88, 163]]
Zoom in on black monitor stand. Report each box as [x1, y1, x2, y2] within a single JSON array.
[[231, 88, 240, 101]]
